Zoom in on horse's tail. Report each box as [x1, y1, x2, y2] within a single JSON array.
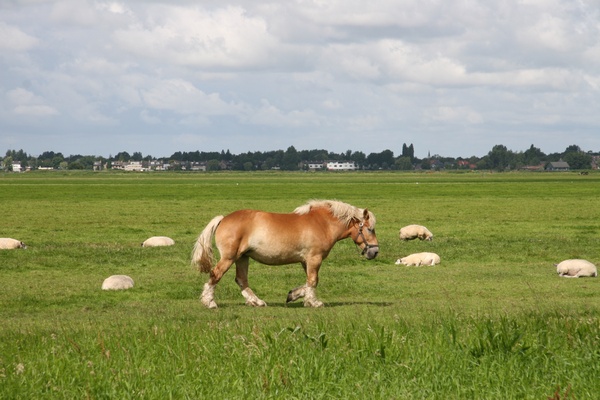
[[191, 215, 224, 273]]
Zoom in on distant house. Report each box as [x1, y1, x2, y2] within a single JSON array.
[[124, 161, 143, 171], [546, 160, 570, 171], [306, 162, 325, 171], [520, 164, 545, 172], [11, 163, 23, 172], [190, 162, 207, 171], [457, 160, 476, 169], [326, 161, 357, 171]]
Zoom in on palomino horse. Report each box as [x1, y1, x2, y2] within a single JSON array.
[[191, 199, 379, 308]]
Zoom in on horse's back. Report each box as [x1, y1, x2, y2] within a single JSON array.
[[217, 209, 306, 240], [221, 209, 304, 228]]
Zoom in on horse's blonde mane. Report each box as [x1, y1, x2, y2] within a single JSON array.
[[293, 199, 376, 227]]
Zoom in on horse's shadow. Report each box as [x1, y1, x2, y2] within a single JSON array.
[[267, 301, 394, 308]]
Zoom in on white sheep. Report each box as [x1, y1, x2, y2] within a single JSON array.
[[399, 225, 433, 241], [141, 236, 175, 247], [0, 238, 27, 249], [102, 275, 135, 290], [555, 259, 597, 278], [395, 252, 441, 266]]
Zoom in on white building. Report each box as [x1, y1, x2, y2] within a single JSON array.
[[306, 162, 325, 170], [124, 161, 143, 171], [326, 161, 357, 171]]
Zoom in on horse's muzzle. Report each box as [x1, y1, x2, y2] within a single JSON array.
[[363, 245, 379, 260]]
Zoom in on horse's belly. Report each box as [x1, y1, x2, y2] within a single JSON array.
[[247, 249, 303, 266]]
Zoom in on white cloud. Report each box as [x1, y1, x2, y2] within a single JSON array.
[[139, 79, 234, 116], [112, 5, 283, 69], [139, 109, 160, 125], [429, 106, 484, 125], [6, 88, 57, 116], [244, 99, 320, 127], [0, 22, 38, 51]]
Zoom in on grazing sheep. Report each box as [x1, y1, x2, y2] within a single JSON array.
[[102, 275, 135, 290], [141, 236, 175, 247], [395, 252, 441, 266], [555, 259, 597, 278], [399, 225, 433, 241], [0, 238, 27, 249]]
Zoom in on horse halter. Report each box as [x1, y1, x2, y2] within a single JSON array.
[[355, 220, 378, 255]]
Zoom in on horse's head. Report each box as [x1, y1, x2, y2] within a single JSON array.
[[352, 208, 379, 259]]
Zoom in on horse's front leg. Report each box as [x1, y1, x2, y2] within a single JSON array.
[[286, 260, 324, 307], [235, 257, 267, 307]]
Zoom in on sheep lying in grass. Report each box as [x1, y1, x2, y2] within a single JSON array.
[[395, 252, 441, 266], [102, 275, 135, 290], [141, 236, 175, 247], [399, 225, 433, 241], [555, 259, 597, 278], [0, 238, 27, 249]]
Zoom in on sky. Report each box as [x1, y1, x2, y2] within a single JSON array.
[[1, 0, 599, 159]]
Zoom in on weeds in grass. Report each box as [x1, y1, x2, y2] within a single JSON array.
[[468, 317, 530, 360]]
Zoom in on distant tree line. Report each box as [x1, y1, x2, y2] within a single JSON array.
[[1, 143, 597, 172]]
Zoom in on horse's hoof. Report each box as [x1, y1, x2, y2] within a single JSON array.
[[246, 299, 267, 307], [287, 287, 305, 303], [286, 291, 295, 303], [202, 300, 218, 309], [305, 300, 324, 308]]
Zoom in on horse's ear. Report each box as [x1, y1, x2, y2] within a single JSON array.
[[362, 208, 369, 221]]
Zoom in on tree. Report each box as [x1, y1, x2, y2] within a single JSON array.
[[5, 149, 28, 162], [487, 145, 513, 171], [563, 145, 582, 154], [477, 156, 491, 170], [51, 156, 64, 169], [206, 159, 221, 171], [395, 157, 413, 170], [3, 156, 13, 171], [367, 149, 394, 169], [523, 144, 545, 166], [68, 161, 85, 170], [350, 151, 366, 168], [115, 151, 131, 161], [282, 146, 300, 170], [262, 157, 275, 170], [401, 143, 415, 161], [563, 152, 592, 169]]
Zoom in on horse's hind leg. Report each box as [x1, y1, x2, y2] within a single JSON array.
[[201, 257, 235, 309], [235, 256, 267, 307]]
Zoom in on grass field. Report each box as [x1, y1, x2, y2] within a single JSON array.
[[1, 171, 599, 399]]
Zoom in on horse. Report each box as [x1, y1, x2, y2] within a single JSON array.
[[191, 199, 379, 308]]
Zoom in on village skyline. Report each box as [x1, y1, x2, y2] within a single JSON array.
[[2, 143, 598, 172]]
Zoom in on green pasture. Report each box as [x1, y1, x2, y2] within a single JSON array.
[[1, 171, 599, 399]]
